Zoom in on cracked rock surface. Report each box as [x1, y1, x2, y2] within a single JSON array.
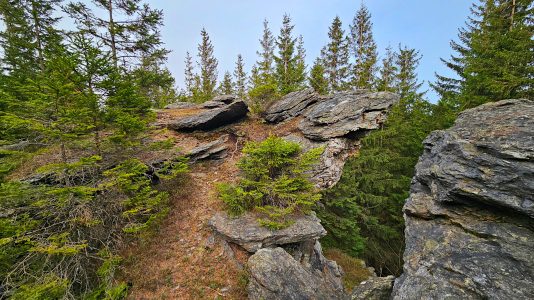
[[392, 99, 534, 300]]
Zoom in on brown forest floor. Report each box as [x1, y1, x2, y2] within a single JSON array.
[[120, 116, 302, 299]]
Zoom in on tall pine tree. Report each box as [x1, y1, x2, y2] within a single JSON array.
[[234, 54, 247, 99], [376, 46, 397, 92], [309, 58, 328, 95], [433, 0, 533, 111], [196, 28, 218, 102], [321, 16, 350, 92], [349, 3, 378, 90], [274, 14, 304, 94]]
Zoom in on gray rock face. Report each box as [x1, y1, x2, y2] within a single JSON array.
[[186, 135, 229, 162], [247, 247, 345, 300], [164, 102, 196, 109], [351, 276, 395, 300], [263, 88, 318, 123], [168, 97, 248, 131], [299, 91, 399, 140], [392, 99, 534, 300], [284, 134, 360, 188], [208, 212, 326, 252]]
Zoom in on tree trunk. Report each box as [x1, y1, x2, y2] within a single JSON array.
[[510, 0, 516, 31], [30, 1, 44, 71], [107, 0, 118, 68]]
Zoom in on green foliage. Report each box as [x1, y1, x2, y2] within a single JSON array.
[[309, 59, 329, 95], [274, 14, 307, 95], [433, 0, 533, 111], [0, 154, 188, 297], [319, 96, 436, 276], [218, 136, 323, 228], [349, 3, 378, 89]]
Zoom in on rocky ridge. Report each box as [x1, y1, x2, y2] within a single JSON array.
[[392, 99, 534, 300]]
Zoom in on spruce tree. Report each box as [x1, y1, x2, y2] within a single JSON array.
[[321, 16, 350, 92], [255, 19, 276, 85], [274, 14, 301, 94], [433, 0, 533, 110], [196, 28, 218, 102], [65, 0, 167, 70], [396, 45, 424, 99], [218, 71, 234, 95], [349, 3, 378, 90], [184, 51, 197, 97], [376, 46, 397, 92], [309, 58, 328, 95], [234, 54, 247, 99], [294, 35, 307, 89]]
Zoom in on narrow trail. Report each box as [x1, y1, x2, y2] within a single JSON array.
[[122, 117, 301, 299]]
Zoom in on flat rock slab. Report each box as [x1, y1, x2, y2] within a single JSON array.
[[186, 135, 229, 162], [247, 247, 345, 300], [299, 91, 399, 140], [392, 99, 534, 300], [168, 97, 248, 131], [208, 212, 327, 252], [351, 276, 395, 300], [263, 88, 318, 123]]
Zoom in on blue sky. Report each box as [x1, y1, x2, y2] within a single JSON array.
[[149, 0, 473, 102]]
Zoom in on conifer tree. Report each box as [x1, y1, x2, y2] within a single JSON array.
[[274, 14, 302, 94], [396, 45, 424, 99], [196, 28, 218, 102], [218, 71, 234, 95], [184, 51, 197, 97], [234, 54, 247, 99], [376, 46, 397, 92], [309, 58, 328, 95], [321, 16, 350, 92], [65, 0, 167, 70], [255, 19, 276, 85], [294, 35, 307, 89], [349, 3, 378, 90], [433, 0, 533, 110]]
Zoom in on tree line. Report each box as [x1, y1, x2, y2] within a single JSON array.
[[319, 0, 532, 277], [0, 1, 187, 298], [181, 5, 427, 112]]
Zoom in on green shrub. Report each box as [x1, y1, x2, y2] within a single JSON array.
[[0, 155, 188, 298], [218, 135, 323, 229]]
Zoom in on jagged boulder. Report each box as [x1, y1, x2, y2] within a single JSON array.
[[167, 96, 248, 131], [351, 276, 395, 300], [284, 134, 360, 188], [392, 99, 534, 300], [208, 212, 326, 252], [299, 91, 399, 140], [186, 134, 229, 162], [247, 247, 345, 300], [263, 88, 318, 123]]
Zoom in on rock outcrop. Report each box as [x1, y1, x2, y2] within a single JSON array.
[[263, 88, 318, 123], [351, 276, 395, 300], [167, 95, 248, 131], [392, 99, 534, 300], [186, 134, 229, 162], [247, 247, 345, 300], [209, 212, 345, 299], [209, 212, 326, 252], [298, 91, 399, 141], [263, 90, 398, 188]]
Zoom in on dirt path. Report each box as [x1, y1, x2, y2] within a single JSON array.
[[121, 117, 301, 299]]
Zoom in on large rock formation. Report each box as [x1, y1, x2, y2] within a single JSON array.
[[298, 91, 399, 141], [209, 213, 345, 299], [263, 88, 318, 123], [247, 246, 345, 300], [165, 95, 248, 131], [209, 212, 326, 252], [265, 90, 399, 188], [351, 276, 395, 300], [392, 99, 534, 300]]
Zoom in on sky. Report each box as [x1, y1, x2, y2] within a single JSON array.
[[148, 0, 473, 102]]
